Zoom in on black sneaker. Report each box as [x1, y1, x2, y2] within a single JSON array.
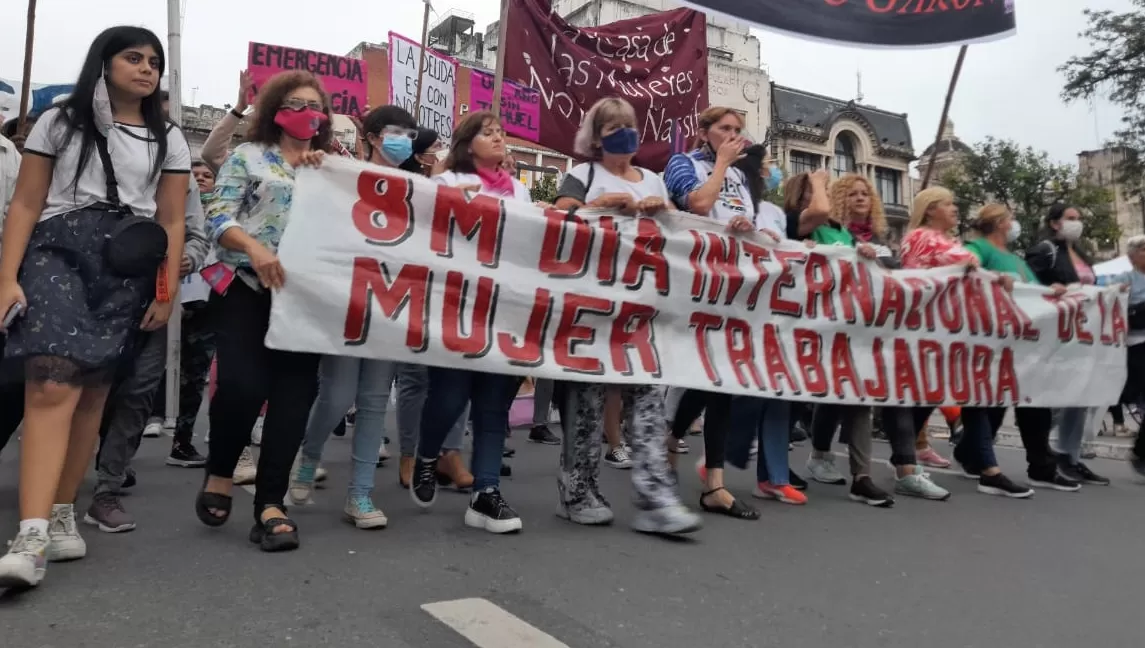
[[409, 457, 439, 508], [528, 425, 560, 445], [332, 418, 347, 437], [977, 472, 1034, 498], [789, 423, 808, 446], [1028, 467, 1081, 492], [789, 470, 808, 491], [121, 468, 137, 490], [166, 442, 207, 468], [1061, 461, 1111, 486], [463, 488, 523, 534], [849, 476, 893, 508]]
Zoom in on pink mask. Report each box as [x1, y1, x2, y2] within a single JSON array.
[[274, 108, 327, 141]]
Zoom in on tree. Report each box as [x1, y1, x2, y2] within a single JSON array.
[[940, 137, 1119, 254], [530, 173, 558, 204], [1059, 2, 1145, 196]]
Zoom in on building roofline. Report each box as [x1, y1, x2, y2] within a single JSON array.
[[771, 82, 908, 121]]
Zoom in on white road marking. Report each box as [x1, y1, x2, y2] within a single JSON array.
[[422, 598, 570, 648]]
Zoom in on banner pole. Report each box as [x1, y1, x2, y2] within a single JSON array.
[[413, 0, 432, 120], [920, 44, 967, 190], [16, 0, 37, 137], [490, 0, 511, 118], [164, 0, 184, 431]]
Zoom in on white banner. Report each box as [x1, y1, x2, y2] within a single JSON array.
[[387, 32, 458, 145], [267, 157, 1129, 408]]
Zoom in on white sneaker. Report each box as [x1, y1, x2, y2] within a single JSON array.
[[344, 495, 388, 529], [233, 447, 257, 485], [250, 415, 264, 446], [46, 504, 86, 562], [141, 416, 163, 438], [0, 527, 49, 588], [806, 455, 847, 485], [631, 504, 702, 535]]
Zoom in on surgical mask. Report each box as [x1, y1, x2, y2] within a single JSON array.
[[1006, 219, 1021, 243], [1058, 219, 1084, 241], [765, 166, 783, 191], [600, 127, 640, 155], [274, 108, 327, 141], [380, 134, 414, 165]]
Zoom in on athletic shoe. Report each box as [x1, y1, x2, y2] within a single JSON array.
[[464, 488, 523, 534], [47, 504, 86, 562], [917, 447, 952, 469], [528, 425, 560, 445], [233, 447, 257, 485], [977, 472, 1034, 498], [631, 504, 702, 535], [0, 527, 49, 589], [1028, 467, 1081, 492], [753, 481, 807, 505], [1060, 461, 1111, 486], [849, 476, 894, 507], [805, 455, 846, 485], [789, 471, 808, 491], [289, 456, 319, 505], [141, 416, 163, 438], [605, 446, 633, 469], [83, 492, 137, 533], [344, 495, 388, 529], [410, 457, 439, 508], [894, 473, 951, 501], [166, 442, 207, 468]]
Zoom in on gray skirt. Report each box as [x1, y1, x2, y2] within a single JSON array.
[[4, 207, 155, 386]]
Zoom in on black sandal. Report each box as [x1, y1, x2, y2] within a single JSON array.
[[249, 504, 300, 552], [195, 471, 232, 527], [700, 487, 760, 520]]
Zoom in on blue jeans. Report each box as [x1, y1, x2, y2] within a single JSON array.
[[953, 406, 998, 473], [726, 396, 791, 486], [302, 356, 396, 498], [418, 367, 519, 491], [1055, 407, 1090, 464]]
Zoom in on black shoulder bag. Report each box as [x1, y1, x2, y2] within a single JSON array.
[[94, 131, 169, 277]]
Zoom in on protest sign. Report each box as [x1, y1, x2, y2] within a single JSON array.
[[388, 32, 458, 145], [503, 0, 709, 170], [267, 157, 1128, 408], [469, 69, 540, 142], [246, 42, 367, 116], [676, 0, 1017, 48]]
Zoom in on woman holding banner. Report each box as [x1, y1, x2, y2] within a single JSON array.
[[195, 70, 333, 552], [551, 97, 700, 535], [901, 188, 1034, 498], [408, 110, 525, 535]]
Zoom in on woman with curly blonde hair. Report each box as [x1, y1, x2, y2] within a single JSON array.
[[826, 173, 894, 262]]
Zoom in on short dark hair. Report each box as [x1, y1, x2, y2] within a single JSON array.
[[444, 110, 500, 174], [191, 160, 212, 172], [246, 70, 333, 151], [359, 105, 416, 160]]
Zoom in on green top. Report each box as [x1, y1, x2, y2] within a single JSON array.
[[810, 222, 855, 247], [964, 238, 1036, 283]]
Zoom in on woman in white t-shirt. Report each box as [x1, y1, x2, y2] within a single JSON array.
[[0, 26, 190, 589], [552, 97, 700, 536]]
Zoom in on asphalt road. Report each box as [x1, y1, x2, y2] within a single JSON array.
[[1, 418, 1141, 648]]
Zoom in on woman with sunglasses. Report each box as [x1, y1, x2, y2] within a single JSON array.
[[194, 70, 331, 552]]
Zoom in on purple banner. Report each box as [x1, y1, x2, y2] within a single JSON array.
[[470, 69, 540, 142]]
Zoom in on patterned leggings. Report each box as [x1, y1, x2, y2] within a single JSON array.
[[557, 383, 679, 511]]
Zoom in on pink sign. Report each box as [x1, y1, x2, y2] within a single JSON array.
[[247, 41, 368, 117], [469, 69, 540, 142]]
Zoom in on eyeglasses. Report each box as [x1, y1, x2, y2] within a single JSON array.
[[380, 125, 418, 140], [281, 98, 324, 112]]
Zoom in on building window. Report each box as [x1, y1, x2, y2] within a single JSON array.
[[833, 134, 857, 177], [789, 151, 819, 175], [875, 167, 902, 205]]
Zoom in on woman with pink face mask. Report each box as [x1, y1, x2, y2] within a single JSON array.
[[193, 70, 331, 552]]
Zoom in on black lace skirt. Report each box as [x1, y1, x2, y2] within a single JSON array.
[[4, 207, 154, 386]]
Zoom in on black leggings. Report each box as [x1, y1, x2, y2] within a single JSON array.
[[671, 389, 730, 470], [206, 281, 320, 517]]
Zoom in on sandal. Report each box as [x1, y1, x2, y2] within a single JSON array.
[[249, 504, 300, 552], [700, 487, 760, 520], [195, 471, 232, 527]]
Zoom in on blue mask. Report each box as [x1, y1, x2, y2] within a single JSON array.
[[380, 134, 414, 165], [765, 166, 783, 191], [600, 128, 640, 155]]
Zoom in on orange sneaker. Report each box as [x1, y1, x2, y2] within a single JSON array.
[[753, 481, 807, 505], [436, 450, 474, 490]]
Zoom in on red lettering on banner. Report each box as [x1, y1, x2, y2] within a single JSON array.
[[1110, 294, 1128, 344], [553, 292, 615, 375], [539, 208, 593, 277], [837, 259, 874, 325], [875, 276, 907, 328], [996, 347, 1019, 404], [762, 323, 800, 394], [1098, 292, 1113, 345], [989, 282, 1023, 339], [864, 337, 889, 401], [769, 250, 807, 317], [725, 317, 764, 389], [902, 277, 929, 331], [892, 338, 921, 404], [610, 302, 661, 377], [690, 311, 724, 384], [430, 186, 506, 267], [702, 232, 743, 305], [937, 276, 965, 333], [793, 328, 828, 397], [917, 339, 945, 404], [1072, 295, 1095, 345], [829, 332, 862, 400], [687, 231, 706, 303], [948, 341, 971, 403], [741, 241, 771, 311], [351, 171, 413, 245], [441, 271, 497, 357], [1046, 293, 1073, 341], [621, 217, 670, 295], [343, 258, 430, 350], [971, 345, 993, 405], [803, 253, 837, 320], [596, 216, 620, 285], [497, 288, 554, 366], [962, 276, 993, 336]]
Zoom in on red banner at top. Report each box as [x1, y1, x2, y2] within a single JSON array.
[[503, 0, 709, 171]]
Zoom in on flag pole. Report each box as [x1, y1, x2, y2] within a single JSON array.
[[164, 0, 184, 430], [920, 44, 967, 190], [413, 0, 432, 120], [490, 0, 511, 118], [16, 0, 37, 137]]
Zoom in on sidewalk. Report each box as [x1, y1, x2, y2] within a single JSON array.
[[926, 410, 1138, 461]]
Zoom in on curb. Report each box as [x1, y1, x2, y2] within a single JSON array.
[[927, 425, 1135, 462]]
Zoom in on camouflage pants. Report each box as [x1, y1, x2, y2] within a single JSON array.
[[557, 383, 679, 511], [152, 303, 215, 444]]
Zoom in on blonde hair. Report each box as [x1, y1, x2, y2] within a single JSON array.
[[828, 174, 887, 236], [970, 203, 1010, 237], [573, 97, 637, 159], [909, 186, 954, 231]]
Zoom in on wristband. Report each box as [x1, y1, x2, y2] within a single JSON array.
[[230, 108, 245, 120]]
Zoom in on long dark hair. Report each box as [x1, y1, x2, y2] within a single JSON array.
[[58, 26, 169, 191]]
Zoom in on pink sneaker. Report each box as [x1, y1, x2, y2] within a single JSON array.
[[753, 482, 808, 505], [917, 447, 952, 469]]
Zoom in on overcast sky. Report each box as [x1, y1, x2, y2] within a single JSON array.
[[1, 0, 1129, 167]]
